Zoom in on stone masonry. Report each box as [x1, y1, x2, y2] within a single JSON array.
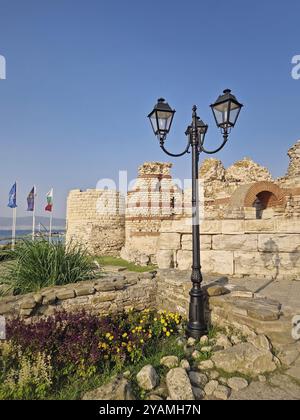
[[66, 189, 125, 255], [66, 140, 300, 279]]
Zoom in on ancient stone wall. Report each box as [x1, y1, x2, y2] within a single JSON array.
[[1, 270, 291, 350], [156, 215, 300, 279], [66, 189, 125, 256], [0, 272, 157, 320], [121, 162, 184, 265]]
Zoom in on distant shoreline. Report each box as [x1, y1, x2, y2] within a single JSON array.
[[0, 227, 66, 231]]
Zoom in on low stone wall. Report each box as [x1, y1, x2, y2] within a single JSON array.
[[0, 272, 157, 320], [156, 270, 292, 349], [0, 269, 294, 354], [156, 216, 300, 279]]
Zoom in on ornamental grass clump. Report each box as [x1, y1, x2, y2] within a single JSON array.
[[0, 239, 95, 295]]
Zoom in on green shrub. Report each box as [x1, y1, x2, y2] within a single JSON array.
[[0, 342, 53, 400], [0, 239, 95, 295]]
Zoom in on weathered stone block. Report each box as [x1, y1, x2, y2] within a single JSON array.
[[56, 289, 76, 301], [156, 250, 174, 269], [92, 293, 115, 304], [258, 234, 300, 253], [158, 233, 181, 250], [222, 220, 245, 234], [212, 234, 258, 251], [201, 251, 234, 275], [245, 219, 275, 232], [201, 220, 222, 234], [176, 250, 192, 270], [181, 234, 212, 251], [74, 285, 95, 297]]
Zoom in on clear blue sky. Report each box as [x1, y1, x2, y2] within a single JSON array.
[[0, 0, 299, 218]]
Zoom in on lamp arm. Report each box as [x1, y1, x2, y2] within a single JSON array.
[[159, 137, 191, 157], [199, 133, 229, 155]]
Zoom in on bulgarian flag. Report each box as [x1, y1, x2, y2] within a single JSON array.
[[45, 188, 53, 212]]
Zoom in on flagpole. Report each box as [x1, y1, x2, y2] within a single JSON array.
[[49, 213, 52, 243], [49, 189, 53, 243], [12, 206, 17, 250], [32, 185, 36, 241]]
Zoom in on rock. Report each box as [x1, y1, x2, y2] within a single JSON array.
[[229, 375, 300, 400], [248, 334, 271, 351], [33, 293, 43, 304], [152, 385, 168, 399], [166, 368, 195, 400], [180, 359, 191, 371], [209, 370, 220, 380], [230, 335, 242, 345], [136, 365, 159, 391], [286, 358, 300, 382], [156, 250, 174, 269], [218, 377, 228, 385], [204, 380, 219, 396], [212, 345, 224, 352], [20, 297, 36, 309], [192, 387, 205, 400], [226, 158, 272, 183], [258, 375, 266, 383], [198, 360, 214, 370], [160, 356, 179, 369], [213, 385, 231, 400], [215, 334, 232, 350], [56, 289, 76, 300], [206, 285, 229, 297], [230, 290, 254, 299], [227, 377, 248, 391], [199, 158, 226, 182], [278, 346, 300, 367], [212, 342, 277, 376], [146, 394, 163, 400], [188, 371, 208, 388], [82, 376, 134, 400], [200, 335, 209, 345], [176, 337, 186, 347], [74, 285, 95, 297], [187, 337, 196, 347], [201, 346, 212, 353], [192, 350, 201, 360], [123, 370, 131, 379]]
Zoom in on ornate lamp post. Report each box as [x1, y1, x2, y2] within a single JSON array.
[[147, 90, 243, 338]]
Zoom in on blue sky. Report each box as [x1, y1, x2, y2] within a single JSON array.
[[0, 0, 299, 218]]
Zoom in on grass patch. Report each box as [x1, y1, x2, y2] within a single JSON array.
[[96, 256, 156, 273], [0, 239, 95, 295]]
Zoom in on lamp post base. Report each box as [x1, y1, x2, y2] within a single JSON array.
[[186, 286, 207, 339]]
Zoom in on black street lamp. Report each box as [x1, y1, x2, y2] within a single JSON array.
[[148, 90, 243, 338]]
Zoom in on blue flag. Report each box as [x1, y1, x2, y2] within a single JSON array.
[[8, 182, 17, 209], [27, 186, 35, 211]]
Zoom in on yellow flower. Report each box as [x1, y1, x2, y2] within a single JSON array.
[[163, 327, 167, 332], [122, 333, 128, 338], [105, 333, 110, 338], [166, 331, 171, 337], [109, 336, 113, 341], [140, 339, 144, 344], [154, 318, 157, 321]]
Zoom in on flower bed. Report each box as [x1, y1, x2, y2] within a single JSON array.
[[0, 309, 182, 400]]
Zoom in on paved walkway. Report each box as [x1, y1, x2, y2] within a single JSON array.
[[228, 277, 300, 316]]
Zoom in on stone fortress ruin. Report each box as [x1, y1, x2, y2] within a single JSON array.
[[66, 140, 300, 280]]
